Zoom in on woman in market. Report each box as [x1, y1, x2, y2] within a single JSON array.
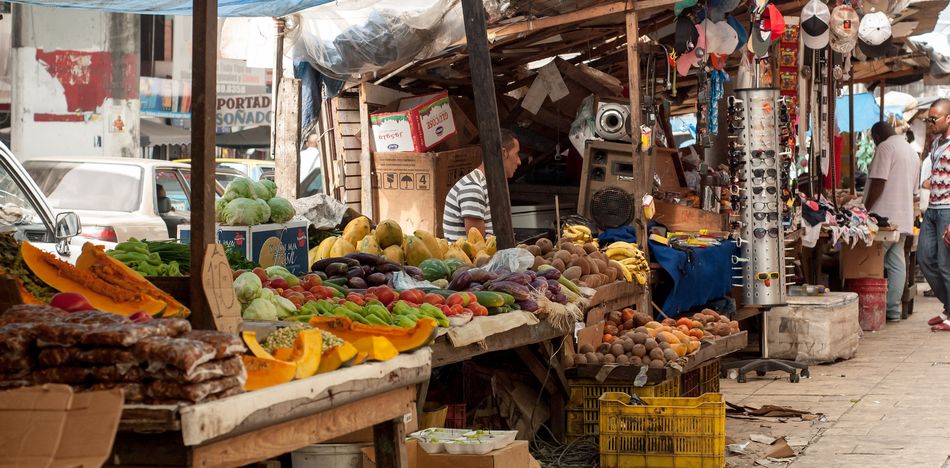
[[442, 129, 521, 242]]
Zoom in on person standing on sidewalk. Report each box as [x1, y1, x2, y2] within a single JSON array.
[[919, 99, 950, 330], [864, 122, 920, 322]]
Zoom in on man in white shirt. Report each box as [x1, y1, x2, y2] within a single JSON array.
[[864, 122, 920, 321], [299, 133, 321, 185]]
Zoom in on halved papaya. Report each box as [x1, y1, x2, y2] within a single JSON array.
[[242, 356, 296, 390], [309, 316, 436, 352], [289, 329, 322, 379], [316, 342, 358, 374]]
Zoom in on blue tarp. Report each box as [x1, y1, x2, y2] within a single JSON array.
[[6, 0, 333, 16], [650, 240, 738, 316], [835, 93, 883, 133]]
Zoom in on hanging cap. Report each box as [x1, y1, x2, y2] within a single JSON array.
[[677, 24, 707, 76], [830, 4, 859, 54], [708, 0, 742, 22], [750, 18, 772, 56], [674, 15, 700, 54], [674, 0, 699, 17], [859, 11, 891, 46], [704, 19, 739, 55], [726, 15, 748, 53], [801, 0, 831, 50], [858, 36, 896, 58], [762, 4, 786, 40]]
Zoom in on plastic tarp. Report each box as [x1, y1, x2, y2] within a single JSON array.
[[216, 125, 269, 149], [5, 0, 334, 16], [835, 93, 882, 133], [290, 0, 466, 80], [140, 120, 190, 147]]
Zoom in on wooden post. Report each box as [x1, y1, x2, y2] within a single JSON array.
[[269, 18, 285, 160], [828, 51, 836, 193], [879, 79, 885, 123], [274, 78, 302, 199], [372, 417, 408, 468], [358, 82, 375, 218], [849, 75, 855, 194], [461, 0, 516, 249], [189, 0, 217, 329], [626, 8, 652, 313]]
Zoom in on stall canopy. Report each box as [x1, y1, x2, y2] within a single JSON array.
[[835, 93, 883, 133], [140, 119, 190, 147], [5, 0, 332, 16], [216, 125, 270, 149]]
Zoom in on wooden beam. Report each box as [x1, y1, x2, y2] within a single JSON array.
[[373, 417, 409, 468], [189, 0, 216, 329], [274, 78, 302, 199], [482, 3, 629, 44], [626, 9, 652, 314], [462, 0, 515, 249], [880, 79, 885, 122], [358, 82, 374, 218]]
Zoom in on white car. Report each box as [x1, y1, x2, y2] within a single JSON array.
[[24, 157, 224, 243], [0, 143, 86, 262]]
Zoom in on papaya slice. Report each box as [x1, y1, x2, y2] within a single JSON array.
[[242, 356, 297, 390]]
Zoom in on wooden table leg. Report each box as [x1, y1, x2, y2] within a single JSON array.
[[373, 417, 408, 468]]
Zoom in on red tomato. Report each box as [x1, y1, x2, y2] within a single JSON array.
[[466, 292, 478, 306], [370, 286, 397, 305], [346, 294, 365, 306], [423, 293, 445, 305], [469, 304, 488, 317], [399, 289, 425, 304], [446, 293, 465, 307], [439, 304, 454, 316], [450, 304, 464, 315]]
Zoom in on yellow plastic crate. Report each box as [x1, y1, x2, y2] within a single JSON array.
[[565, 378, 680, 441], [680, 359, 721, 397], [598, 392, 725, 468]]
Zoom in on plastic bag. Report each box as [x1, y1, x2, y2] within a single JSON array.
[[391, 271, 437, 290], [483, 248, 534, 273], [290, 0, 464, 80], [569, 95, 597, 155], [292, 194, 349, 229], [737, 52, 752, 89]]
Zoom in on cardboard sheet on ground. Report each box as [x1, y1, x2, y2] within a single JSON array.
[[446, 311, 540, 347]]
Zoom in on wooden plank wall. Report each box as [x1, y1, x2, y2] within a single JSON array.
[[325, 91, 365, 213]]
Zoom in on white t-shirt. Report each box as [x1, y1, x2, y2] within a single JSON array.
[[865, 135, 920, 234], [299, 147, 321, 183]]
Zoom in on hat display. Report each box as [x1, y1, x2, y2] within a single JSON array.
[[801, 0, 831, 50], [858, 11, 891, 46], [749, 18, 772, 56], [674, 15, 700, 54], [830, 4, 859, 54], [708, 0, 741, 22], [858, 37, 896, 58], [726, 15, 748, 53], [762, 4, 786, 40], [703, 19, 739, 55], [677, 24, 707, 76]]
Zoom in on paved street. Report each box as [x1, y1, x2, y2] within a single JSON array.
[[723, 287, 950, 468]]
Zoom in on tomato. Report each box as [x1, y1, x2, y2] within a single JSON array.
[[423, 293, 445, 305], [369, 286, 397, 305], [466, 292, 478, 306], [346, 294, 365, 306], [446, 293, 466, 307], [399, 289, 426, 304], [439, 304, 454, 316], [469, 304, 488, 317], [450, 304, 464, 315]]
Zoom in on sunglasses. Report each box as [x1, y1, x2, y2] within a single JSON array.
[[753, 227, 779, 239], [753, 176, 777, 185], [752, 157, 775, 167], [753, 186, 778, 195], [754, 212, 779, 221], [925, 115, 946, 124], [753, 168, 778, 177], [756, 271, 780, 280], [753, 202, 778, 211]]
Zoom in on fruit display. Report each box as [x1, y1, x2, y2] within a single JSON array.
[[563, 308, 740, 369], [446, 266, 580, 310], [522, 238, 626, 289], [0, 233, 56, 303], [310, 218, 496, 269], [603, 241, 650, 285], [242, 323, 366, 389], [19, 241, 189, 318], [310, 253, 428, 290], [108, 238, 182, 277], [216, 177, 296, 226], [561, 224, 597, 247]]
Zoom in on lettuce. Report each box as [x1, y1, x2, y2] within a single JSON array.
[[223, 177, 257, 201], [253, 181, 273, 201], [243, 297, 278, 321], [222, 198, 270, 225], [233, 272, 262, 304], [267, 197, 296, 224]]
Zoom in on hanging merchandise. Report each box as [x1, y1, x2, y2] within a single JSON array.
[[830, 4, 860, 77], [708, 69, 727, 136], [778, 19, 800, 152], [857, 11, 895, 58], [677, 22, 705, 76], [801, 0, 831, 50]]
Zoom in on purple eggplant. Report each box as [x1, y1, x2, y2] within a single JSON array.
[[553, 293, 568, 304], [468, 269, 498, 284], [499, 272, 532, 286], [517, 299, 540, 312], [404, 266, 425, 280], [544, 289, 555, 300], [546, 280, 561, 294], [486, 280, 531, 300], [526, 270, 537, 281], [468, 283, 484, 291], [530, 278, 548, 292], [448, 270, 474, 291], [539, 269, 561, 280]]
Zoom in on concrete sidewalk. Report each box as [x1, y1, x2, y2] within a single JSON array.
[[723, 288, 950, 468]]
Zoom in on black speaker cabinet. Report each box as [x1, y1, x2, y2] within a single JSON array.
[[578, 140, 639, 228]]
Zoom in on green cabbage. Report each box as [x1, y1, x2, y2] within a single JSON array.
[[270, 295, 296, 318], [260, 180, 278, 199], [233, 272, 262, 304], [267, 197, 296, 224], [243, 297, 278, 321], [223, 177, 257, 201], [214, 198, 228, 222], [253, 181, 273, 201], [222, 198, 269, 225]]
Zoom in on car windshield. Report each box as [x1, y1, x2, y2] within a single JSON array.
[[0, 166, 40, 227], [216, 172, 241, 188], [25, 161, 142, 212], [217, 162, 249, 177]]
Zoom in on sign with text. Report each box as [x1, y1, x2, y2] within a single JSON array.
[[216, 94, 273, 128]]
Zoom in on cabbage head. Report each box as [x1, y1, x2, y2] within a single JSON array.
[[253, 181, 273, 201], [269, 295, 296, 318], [260, 180, 278, 199], [214, 198, 228, 223], [243, 297, 278, 321], [222, 198, 269, 225], [233, 271, 262, 304], [267, 197, 296, 224], [223, 177, 257, 201]]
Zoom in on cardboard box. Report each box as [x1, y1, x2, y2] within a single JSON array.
[[440, 97, 478, 151], [653, 200, 728, 232], [371, 91, 457, 153], [178, 219, 310, 275], [374, 146, 481, 237], [361, 440, 529, 468], [840, 241, 885, 279], [767, 292, 861, 364], [0, 384, 123, 467]]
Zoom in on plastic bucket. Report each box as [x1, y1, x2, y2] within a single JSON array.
[[291, 443, 371, 468], [420, 402, 447, 430], [846, 278, 887, 331]]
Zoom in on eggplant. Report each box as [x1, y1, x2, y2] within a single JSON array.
[[468, 283, 484, 291], [453, 265, 475, 277], [468, 269, 498, 284], [547, 280, 561, 294], [516, 299, 539, 312], [367, 272, 388, 286], [539, 268, 561, 280], [313, 271, 328, 280], [348, 277, 368, 289], [526, 270, 537, 281], [346, 252, 382, 266], [486, 280, 531, 300], [346, 267, 365, 279], [544, 289, 555, 300], [530, 278, 548, 292], [553, 293, 568, 304], [404, 266, 425, 280], [326, 262, 350, 277], [448, 270, 474, 291], [361, 265, 374, 276], [376, 262, 402, 273], [312, 257, 356, 272], [499, 272, 531, 286]]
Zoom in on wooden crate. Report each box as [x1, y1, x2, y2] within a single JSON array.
[[653, 201, 727, 232]]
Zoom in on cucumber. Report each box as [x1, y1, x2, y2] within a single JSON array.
[[473, 291, 506, 308], [497, 292, 515, 305], [487, 306, 512, 316], [421, 289, 457, 298], [324, 282, 349, 297]]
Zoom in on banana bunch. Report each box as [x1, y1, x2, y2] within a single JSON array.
[[604, 241, 649, 285], [562, 225, 597, 247]]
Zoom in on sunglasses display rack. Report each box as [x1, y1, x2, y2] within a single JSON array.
[[729, 88, 787, 307]]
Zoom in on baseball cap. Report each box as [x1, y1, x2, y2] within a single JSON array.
[[830, 4, 859, 54], [859, 11, 891, 46], [762, 4, 786, 40], [677, 24, 707, 76], [708, 0, 741, 22], [726, 15, 748, 53], [674, 0, 698, 16], [714, 20, 739, 54], [801, 0, 831, 50], [858, 37, 896, 58], [749, 18, 772, 56], [674, 15, 700, 54]]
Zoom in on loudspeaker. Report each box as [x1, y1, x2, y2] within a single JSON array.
[[578, 140, 638, 229], [594, 100, 632, 142]]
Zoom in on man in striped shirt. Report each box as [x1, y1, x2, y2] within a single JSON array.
[[442, 129, 521, 241], [919, 99, 950, 330]]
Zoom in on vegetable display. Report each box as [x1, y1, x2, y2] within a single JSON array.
[[108, 238, 182, 277], [217, 177, 296, 226]]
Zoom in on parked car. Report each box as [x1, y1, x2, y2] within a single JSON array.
[[174, 158, 275, 182], [24, 157, 224, 242], [214, 166, 247, 189], [0, 143, 86, 262]]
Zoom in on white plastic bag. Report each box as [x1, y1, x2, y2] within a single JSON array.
[[737, 52, 753, 89], [483, 248, 535, 273]]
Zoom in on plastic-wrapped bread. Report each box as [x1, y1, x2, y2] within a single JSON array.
[[149, 356, 245, 383], [33, 364, 146, 384], [183, 330, 245, 358], [134, 336, 217, 375], [38, 347, 137, 367], [145, 375, 244, 402], [0, 305, 67, 325]]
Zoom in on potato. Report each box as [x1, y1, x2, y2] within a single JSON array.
[[611, 343, 625, 357], [586, 352, 598, 363], [632, 344, 646, 357], [663, 348, 678, 362], [622, 319, 634, 330], [593, 352, 605, 364], [562, 354, 575, 368], [629, 356, 643, 366], [574, 354, 588, 365], [578, 343, 594, 354], [603, 354, 616, 363], [621, 340, 634, 353], [640, 358, 652, 367], [554, 249, 572, 265], [526, 245, 542, 257], [598, 342, 612, 354], [604, 266, 618, 283], [536, 238, 554, 255], [608, 311, 622, 323], [644, 338, 658, 351], [617, 354, 630, 365], [649, 358, 666, 369], [579, 274, 600, 288], [632, 332, 648, 345], [552, 258, 567, 272], [588, 257, 601, 274], [634, 326, 650, 335], [532, 256, 548, 270], [563, 266, 583, 281], [649, 347, 666, 361], [584, 242, 598, 254]]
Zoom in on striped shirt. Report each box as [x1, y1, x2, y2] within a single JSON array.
[[443, 168, 493, 241], [928, 138, 950, 209]]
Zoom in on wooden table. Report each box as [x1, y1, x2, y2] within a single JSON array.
[[109, 350, 431, 468]]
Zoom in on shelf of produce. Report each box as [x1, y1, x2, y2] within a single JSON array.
[[111, 350, 431, 467], [565, 332, 748, 384], [588, 281, 644, 313], [430, 319, 572, 368]]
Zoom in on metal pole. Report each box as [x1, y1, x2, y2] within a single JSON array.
[[879, 79, 885, 123], [269, 18, 285, 160], [849, 75, 855, 194]]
